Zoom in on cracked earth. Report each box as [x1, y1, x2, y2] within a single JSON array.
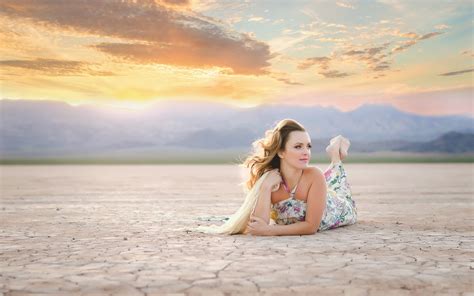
[[1, 164, 473, 295]]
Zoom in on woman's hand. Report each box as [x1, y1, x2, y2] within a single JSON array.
[[246, 215, 274, 236], [263, 169, 283, 192]]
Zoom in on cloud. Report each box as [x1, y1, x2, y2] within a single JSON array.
[[0, 0, 273, 75], [339, 30, 443, 74], [92, 41, 271, 75], [461, 49, 474, 57], [391, 40, 418, 53], [297, 52, 357, 78], [398, 32, 418, 38], [392, 31, 444, 53], [159, 0, 190, 6], [0, 58, 114, 76], [248, 17, 265, 22], [376, 0, 405, 11], [269, 72, 303, 85], [319, 70, 351, 78], [317, 37, 346, 43], [371, 62, 390, 72], [272, 19, 285, 25], [339, 43, 392, 73], [273, 77, 303, 85], [439, 69, 473, 77], [418, 32, 443, 40], [435, 24, 450, 30], [297, 55, 352, 78], [343, 44, 388, 56], [297, 57, 331, 70], [336, 2, 355, 9], [297, 32, 444, 78]]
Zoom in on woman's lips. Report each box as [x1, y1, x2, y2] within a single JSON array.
[[300, 159, 309, 162]]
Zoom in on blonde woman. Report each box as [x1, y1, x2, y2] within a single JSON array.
[[195, 119, 357, 236]]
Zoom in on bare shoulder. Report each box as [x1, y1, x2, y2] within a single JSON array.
[[304, 166, 324, 178], [304, 167, 326, 185]]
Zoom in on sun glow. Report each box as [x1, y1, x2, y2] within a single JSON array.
[[227, 100, 262, 109]]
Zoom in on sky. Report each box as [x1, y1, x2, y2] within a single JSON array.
[[0, 0, 473, 116]]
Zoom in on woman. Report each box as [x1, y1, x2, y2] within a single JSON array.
[[194, 119, 357, 236]]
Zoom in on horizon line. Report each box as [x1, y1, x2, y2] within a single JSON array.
[[1, 97, 473, 118]]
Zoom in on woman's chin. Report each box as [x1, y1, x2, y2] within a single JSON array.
[[295, 164, 307, 169], [298, 161, 309, 167]]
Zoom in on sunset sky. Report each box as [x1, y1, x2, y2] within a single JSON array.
[[0, 0, 472, 116]]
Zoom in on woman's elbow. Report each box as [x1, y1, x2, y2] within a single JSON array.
[[306, 222, 319, 235]]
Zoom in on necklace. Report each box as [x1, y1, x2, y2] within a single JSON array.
[[281, 170, 303, 194]]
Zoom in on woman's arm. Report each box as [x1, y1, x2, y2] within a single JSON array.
[[269, 168, 327, 236], [303, 168, 327, 233], [268, 221, 315, 236], [247, 168, 326, 236]]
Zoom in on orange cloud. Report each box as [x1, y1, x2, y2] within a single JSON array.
[[0, 58, 114, 76], [0, 0, 273, 75], [439, 69, 473, 77], [92, 40, 271, 75]]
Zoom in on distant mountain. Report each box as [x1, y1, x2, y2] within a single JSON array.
[[1, 99, 473, 158], [395, 131, 474, 153], [166, 127, 259, 149]]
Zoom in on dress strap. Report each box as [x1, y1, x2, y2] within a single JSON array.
[[282, 170, 303, 199], [290, 184, 298, 198]]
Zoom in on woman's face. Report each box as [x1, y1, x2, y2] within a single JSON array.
[[278, 131, 312, 169]]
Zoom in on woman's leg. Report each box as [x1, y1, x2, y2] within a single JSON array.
[[320, 161, 358, 230], [324, 135, 351, 193], [325, 136, 342, 165], [324, 161, 350, 192], [320, 136, 357, 231]]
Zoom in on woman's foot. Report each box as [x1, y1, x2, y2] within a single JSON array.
[[327, 135, 351, 161], [326, 136, 342, 163], [339, 136, 351, 161]]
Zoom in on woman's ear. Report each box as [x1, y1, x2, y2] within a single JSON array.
[[277, 150, 284, 159]]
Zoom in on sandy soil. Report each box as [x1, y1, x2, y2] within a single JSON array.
[[0, 163, 473, 295]]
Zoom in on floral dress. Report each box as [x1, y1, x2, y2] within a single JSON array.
[[271, 161, 357, 231]]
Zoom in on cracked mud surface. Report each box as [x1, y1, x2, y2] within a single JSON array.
[[1, 164, 473, 295]]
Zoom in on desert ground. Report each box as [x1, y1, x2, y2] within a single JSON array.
[[0, 163, 473, 295]]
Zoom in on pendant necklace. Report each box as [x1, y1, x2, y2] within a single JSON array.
[[281, 170, 303, 194]]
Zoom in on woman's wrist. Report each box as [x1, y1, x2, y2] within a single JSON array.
[[267, 224, 277, 236]]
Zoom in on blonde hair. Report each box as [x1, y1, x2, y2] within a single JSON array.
[[239, 119, 306, 191], [190, 118, 306, 235]]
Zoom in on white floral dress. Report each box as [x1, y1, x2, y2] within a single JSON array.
[[270, 161, 357, 231]]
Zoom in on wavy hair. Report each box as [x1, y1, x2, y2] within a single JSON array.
[[239, 119, 306, 191]]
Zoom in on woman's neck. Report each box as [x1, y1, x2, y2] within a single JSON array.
[[279, 162, 303, 190]]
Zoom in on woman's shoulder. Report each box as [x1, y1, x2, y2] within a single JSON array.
[[304, 166, 323, 176], [303, 166, 325, 183]]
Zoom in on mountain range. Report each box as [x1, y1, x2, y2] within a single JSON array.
[[0, 99, 473, 158]]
